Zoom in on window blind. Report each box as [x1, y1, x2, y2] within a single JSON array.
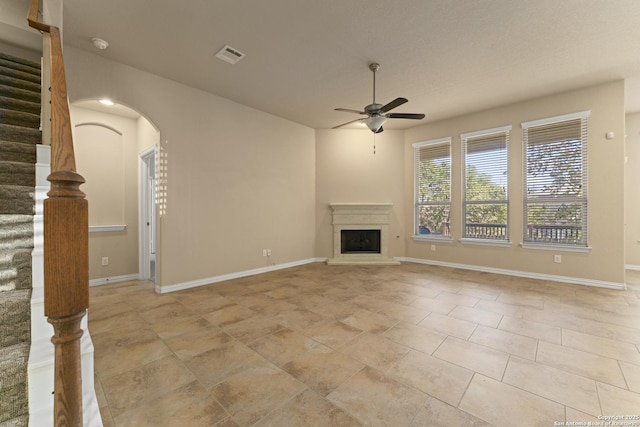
[[413, 138, 452, 237], [461, 127, 510, 240], [522, 112, 589, 246]]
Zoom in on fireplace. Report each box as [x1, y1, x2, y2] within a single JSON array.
[[327, 203, 399, 265], [341, 229, 381, 254]]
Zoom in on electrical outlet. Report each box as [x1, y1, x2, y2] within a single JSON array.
[[262, 249, 267, 257], [267, 249, 271, 256], [431, 244, 436, 252], [554, 254, 562, 263], [101, 257, 109, 266]]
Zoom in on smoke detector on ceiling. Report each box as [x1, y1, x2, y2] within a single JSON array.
[[91, 38, 109, 50], [215, 45, 245, 65]]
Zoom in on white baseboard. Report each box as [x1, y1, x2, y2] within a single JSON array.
[[154, 256, 627, 294], [399, 257, 626, 290], [157, 258, 323, 294], [625, 264, 640, 271], [89, 274, 140, 287]]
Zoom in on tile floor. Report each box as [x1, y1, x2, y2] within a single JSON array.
[[90, 263, 640, 426]]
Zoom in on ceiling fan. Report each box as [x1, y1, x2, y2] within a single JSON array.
[[333, 62, 425, 133]]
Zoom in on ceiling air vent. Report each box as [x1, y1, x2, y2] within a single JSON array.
[[215, 45, 245, 65]]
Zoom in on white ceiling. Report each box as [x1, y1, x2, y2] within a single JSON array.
[[22, 1, 640, 129]]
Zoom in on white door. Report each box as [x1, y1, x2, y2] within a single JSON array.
[[140, 147, 157, 281]]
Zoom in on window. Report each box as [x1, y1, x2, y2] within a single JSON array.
[[413, 137, 451, 238], [461, 126, 510, 241], [522, 111, 589, 247]]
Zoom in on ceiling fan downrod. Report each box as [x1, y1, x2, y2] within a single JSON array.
[[370, 62, 380, 105]]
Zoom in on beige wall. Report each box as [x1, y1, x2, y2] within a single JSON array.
[[63, 46, 627, 288], [404, 81, 626, 285], [137, 116, 160, 154], [315, 129, 406, 259], [71, 106, 140, 280], [64, 47, 317, 290], [625, 112, 640, 268]]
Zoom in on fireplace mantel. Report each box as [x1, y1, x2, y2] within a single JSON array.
[[327, 203, 400, 265]]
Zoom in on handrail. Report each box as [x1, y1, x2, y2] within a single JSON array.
[[27, 0, 51, 33], [27, 0, 89, 426]]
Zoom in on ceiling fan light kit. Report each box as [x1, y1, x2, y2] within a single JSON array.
[[333, 62, 425, 133], [365, 115, 386, 132]]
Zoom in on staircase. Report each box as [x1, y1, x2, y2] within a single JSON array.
[[0, 52, 40, 426]]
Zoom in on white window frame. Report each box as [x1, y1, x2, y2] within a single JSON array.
[[413, 137, 452, 242], [521, 111, 590, 251], [460, 125, 511, 246]]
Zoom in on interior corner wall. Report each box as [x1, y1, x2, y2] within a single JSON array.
[[70, 105, 140, 281], [625, 112, 640, 268], [63, 46, 316, 290], [404, 80, 626, 285], [315, 129, 406, 259]]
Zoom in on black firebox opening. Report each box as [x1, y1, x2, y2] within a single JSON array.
[[341, 229, 381, 254]]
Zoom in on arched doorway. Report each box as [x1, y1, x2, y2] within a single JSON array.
[[70, 99, 160, 284]]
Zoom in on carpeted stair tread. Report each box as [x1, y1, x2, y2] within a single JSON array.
[[0, 185, 35, 199], [0, 239, 33, 253], [0, 108, 40, 129], [0, 289, 31, 348], [0, 141, 36, 164], [0, 236, 34, 252], [0, 74, 40, 94], [0, 64, 40, 85], [0, 162, 35, 187], [0, 216, 34, 251], [0, 95, 40, 115], [0, 52, 40, 75], [0, 215, 33, 226], [0, 123, 40, 145], [0, 186, 35, 216], [0, 342, 29, 424], [0, 414, 28, 426], [0, 249, 32, 292], [0, 84, 40, 105], [0, 248, 33, 269]]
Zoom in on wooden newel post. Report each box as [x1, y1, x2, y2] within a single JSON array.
[[44, 170, 89, 427]]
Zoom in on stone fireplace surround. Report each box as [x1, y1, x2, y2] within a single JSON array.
[[327, 203, 400, 265]]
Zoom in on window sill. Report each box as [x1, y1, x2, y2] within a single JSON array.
[[520, 242, 591, 253], [89, 225, 126, 233], [459, 238, 511, 247], [412, 235, 453, 243]]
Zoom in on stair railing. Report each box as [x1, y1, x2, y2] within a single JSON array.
[[28, 0, 89, 426]]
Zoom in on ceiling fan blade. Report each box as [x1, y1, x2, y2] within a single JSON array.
[[380, 97, 408, 113], [387, 113, 426, 120], [335, 108, 366, 115], [332, 118, 365, 129]]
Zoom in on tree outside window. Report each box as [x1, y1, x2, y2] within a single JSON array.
[[414, 138, 451, 237], [522, 113, 589, 246]]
